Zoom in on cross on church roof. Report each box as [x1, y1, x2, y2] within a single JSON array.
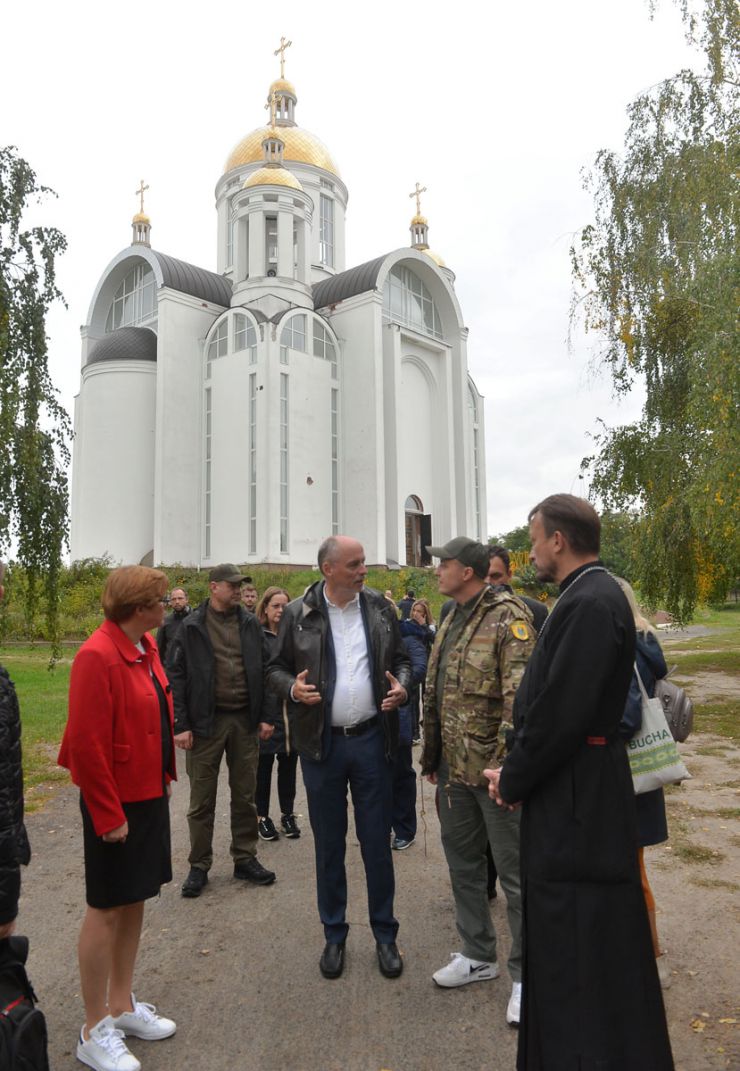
[[409, 182, 427, 216], [135, 179, 149, 215], [274, 36, 292, 78]]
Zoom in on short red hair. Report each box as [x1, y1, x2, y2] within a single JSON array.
[[102, 566, 168, 624]]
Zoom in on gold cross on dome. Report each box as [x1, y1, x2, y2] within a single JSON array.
[[135, 179, 149, 214], [274, 36, 292, 78], [265, 89, 279, 128], [409, 182, 427, 216]]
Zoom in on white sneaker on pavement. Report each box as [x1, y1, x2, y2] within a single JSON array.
[[111, 993, 176, 1040], [432, 952, 500, 988], [77, 1016, 141, 1071], [507, 981, 522, 1025]]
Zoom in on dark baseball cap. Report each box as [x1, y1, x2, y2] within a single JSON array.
[[426, 537, 490, 579], [209, 563, 249, 583]]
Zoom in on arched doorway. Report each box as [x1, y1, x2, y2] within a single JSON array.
[[404, 495, 431, 567]]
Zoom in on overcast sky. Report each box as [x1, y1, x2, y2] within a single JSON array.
[[4, 0, 697, 541]]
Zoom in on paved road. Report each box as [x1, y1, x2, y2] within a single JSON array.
[[21, 752, 520, 1071]]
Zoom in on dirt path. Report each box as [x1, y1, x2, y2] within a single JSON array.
[[15, 723, 739, 1071]]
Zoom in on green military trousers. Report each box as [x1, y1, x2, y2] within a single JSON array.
[[185, 711, 259, 871], [437, 759, 522, 981]]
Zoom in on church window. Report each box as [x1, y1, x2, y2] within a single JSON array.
[[249, 373, 257, 554], [205, 319, 228, 379], [204, 388, 213, 559], [279, 373, 289, 553], [313, 320, 337, 379], [331, 389, 339, 534], [265, 215, 278, 274], [280, 314, 306, 362], [234, 314, 257, 364], [468, 386, 482, 540], [382, 264, 443, 340], [105, 264, 156, 332], [320, 195, 334, 268]]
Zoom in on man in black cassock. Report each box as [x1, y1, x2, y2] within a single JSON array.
[[486, 494, 673, 1071]]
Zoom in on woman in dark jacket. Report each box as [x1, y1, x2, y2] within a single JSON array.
[[616, 578, 671, 988], [255, 587, 301, 842], [399, 600, 434, 742]]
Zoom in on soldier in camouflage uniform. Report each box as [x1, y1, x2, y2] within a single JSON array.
[[421, 537, 535, 1026]]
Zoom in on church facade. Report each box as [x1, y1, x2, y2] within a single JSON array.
[[70, 56, 487, 568]]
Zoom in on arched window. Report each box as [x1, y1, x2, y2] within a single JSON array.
[[382, 264, 443, 340], [280, 313, 307, 365], [234, 314, 258, 364], [105, 264, 156, 332], [313, 319, 337, 378]]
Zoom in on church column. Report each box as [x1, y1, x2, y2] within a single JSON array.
[[277, 204, 293, 277], [248, 206, 266, 277]]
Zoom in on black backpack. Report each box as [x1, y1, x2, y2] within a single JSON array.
[[0, 936, 49, 1071]]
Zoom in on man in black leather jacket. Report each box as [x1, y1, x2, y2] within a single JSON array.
[[0, 561, 30, 938], [156, 587, 191, 668], [267, 536, 411, 981]]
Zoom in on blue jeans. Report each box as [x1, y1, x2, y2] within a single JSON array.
[[301, 724, 398, 944]]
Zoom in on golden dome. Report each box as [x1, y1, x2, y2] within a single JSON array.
[[243, 166, 304, 191], [422, 248, 446, 268], [225, 125, 340, 177], [411, 213, 428, 226], [270, 77, 296, 97], [132, 212, 150, 224]]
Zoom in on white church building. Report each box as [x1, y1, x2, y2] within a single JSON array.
[[70, 50, 487, 569]]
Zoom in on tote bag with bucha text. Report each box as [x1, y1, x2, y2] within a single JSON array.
[[627, 666, 691, 794]]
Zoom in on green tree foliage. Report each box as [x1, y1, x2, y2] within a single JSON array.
[[570, 0, 739, 621], [0, 147, 70, 642], [490, 525, 531, 552]]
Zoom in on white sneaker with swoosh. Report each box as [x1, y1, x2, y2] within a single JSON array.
[[432, 952, 500, 987]]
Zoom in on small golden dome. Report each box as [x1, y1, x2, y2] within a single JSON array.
[[132, 212, 150, 224], [243, 166, 304, 191], [270, 77, 296, 98], [411, 214, 428, 226], [226, 125, 339, 177], [422, 249, 447, 268]]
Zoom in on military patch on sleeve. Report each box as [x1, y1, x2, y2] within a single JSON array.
[[510, 621, 530, 641]]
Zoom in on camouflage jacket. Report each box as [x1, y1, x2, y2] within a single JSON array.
[[420, 587, 535, 787]]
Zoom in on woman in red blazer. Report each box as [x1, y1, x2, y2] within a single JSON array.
[[59, 566, 177, 1071]]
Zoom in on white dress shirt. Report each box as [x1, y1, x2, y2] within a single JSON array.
[[324, 589, 376, 727]]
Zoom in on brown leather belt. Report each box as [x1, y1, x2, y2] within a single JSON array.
[[331, 715, 379, 737]]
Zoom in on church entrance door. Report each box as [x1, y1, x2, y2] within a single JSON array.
[[404, 495, 431, 567]]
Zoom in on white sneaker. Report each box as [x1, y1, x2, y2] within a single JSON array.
[[112, 993, 176, 1040], [77, 1016, 141, 1071], [507, 981, 522, 1025], [432, 952, 500, 988], [656, 955, 672, 990]]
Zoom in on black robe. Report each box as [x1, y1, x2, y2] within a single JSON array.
[[500, 563, 674, 1071]]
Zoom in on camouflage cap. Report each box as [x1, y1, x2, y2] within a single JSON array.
[[426, 537, 490, 579]]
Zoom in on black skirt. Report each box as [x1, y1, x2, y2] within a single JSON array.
[[81, 792, 172, 909]]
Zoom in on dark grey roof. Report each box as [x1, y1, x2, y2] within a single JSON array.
[[88, 327, 157, 366], [313, 255, 388, 309], [152, 251, 232, 307]]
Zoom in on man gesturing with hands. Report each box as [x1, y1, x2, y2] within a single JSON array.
[[266, 536, 411, 981]]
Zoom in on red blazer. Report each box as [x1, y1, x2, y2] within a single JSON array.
[[58, 620, 176, 837]]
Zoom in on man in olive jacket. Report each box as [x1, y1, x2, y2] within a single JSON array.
[[421, 537, 534, 1026], [266, 536, 411, 981], [169, 564, 275, 897]]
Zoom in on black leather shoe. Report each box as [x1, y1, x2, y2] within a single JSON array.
[[376, 941, 403, 978], [181, 867, 208, 898], [319, 941, 346, 979], [233, 857, 276, 885]]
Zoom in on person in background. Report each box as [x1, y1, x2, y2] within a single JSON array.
[[616, 577, 672, 989], [486, 547, 547, 633], [156, 588, 190, 669], [0, 560, 30, 943], [58, 565, 176, 1071], [254, 587, 301, 843], [241, 579, 258, 614], [397, 590, 415, 620], [400, 600, 435, 743], [391, 628, 428, 849]]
